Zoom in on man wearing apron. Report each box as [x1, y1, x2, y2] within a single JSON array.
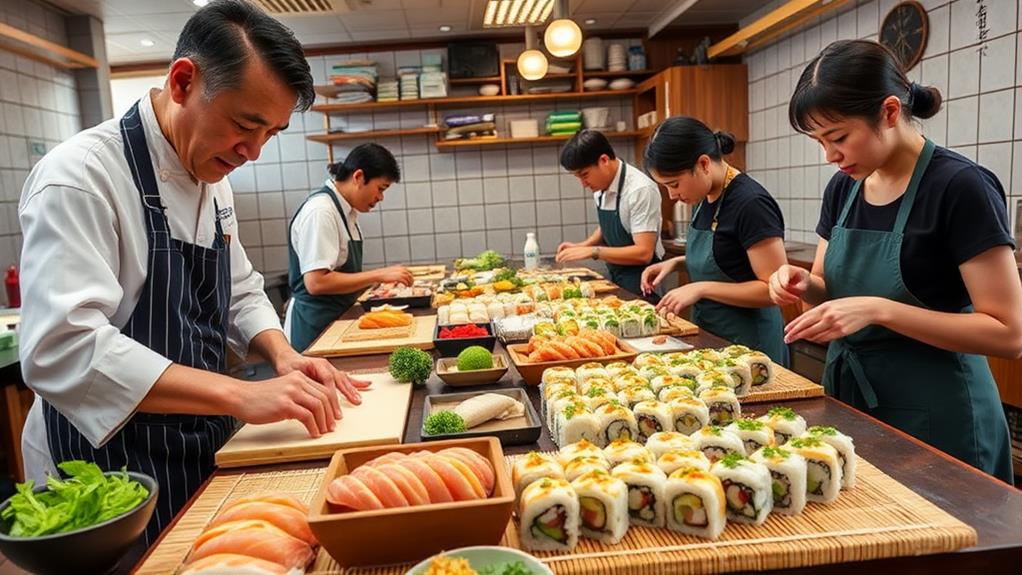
[[285, 144, 411, 352], [18, 1, 369, 546], [555, 129, 663, 299]]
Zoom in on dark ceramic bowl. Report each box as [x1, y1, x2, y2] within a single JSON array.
[[0, 471, 158, 575]]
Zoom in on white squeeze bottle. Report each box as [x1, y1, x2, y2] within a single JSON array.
[[523, 232, 540, 270]]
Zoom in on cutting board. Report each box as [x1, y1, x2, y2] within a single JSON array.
[[408, 264, 447, 281], [214, 371, 413, 468], [305, 315, 437, 357]]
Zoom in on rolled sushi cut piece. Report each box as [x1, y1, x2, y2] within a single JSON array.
[[633, 400, 673, 443], [725, 418, 777, 454], [638, 364, 671, 382], [576, 362, 610, 384], [664, 467, 727, 540], [557, 439, 606, 467], [604, 361, 632, 378], [556, 401, 600, 448], [519, 477, 580, 551], [611, 460, 668, 528], [805, 426, 857, 489], [738, 351, 774, 387], [571, 469, 630, 544], [756, 406, 807, 445], [633, 352, 665, 368], [581, 385, 616, 412], [613, 373, 649, 392], [711, 453, 773, 524], [749, 446, 807, 515], [617, 385, 656, 410], [600, 315, 623, 338], [668, 398, 711, 435], [785, 436, 843, 504], [620, 313, 642, 338], [594, 401, 639, 447], [563, 455, 612, 482], [650, 373, 690, 395], [717, 360, 753, 397], [667, 362, 702, 384], [692, 425, 747, 463], [546, 390, 582, 438], [645, 431, 696, 459], [657, 449, 711, 476], [696, 369, 738, 396], [603, 438, 654, 468], [512, 451, 565, 500], [658, 385, 696, 403], [542, 366, 579, 386], [641, 311, 659, 336], [698, 387, 741, 426]]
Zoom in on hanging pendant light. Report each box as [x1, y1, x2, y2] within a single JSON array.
[[544, 0, 582, 58], [517, 24, 548, 80]]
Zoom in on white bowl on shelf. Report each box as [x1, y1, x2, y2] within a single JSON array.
[[609, 78, 636, 90], [581, 107, 610, 129], [583, 78, 608, 91], [478, 84, 500, 96]]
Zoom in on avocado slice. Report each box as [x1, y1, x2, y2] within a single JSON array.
[[673, 493, 707, 527], [579, 496, 607, 530]]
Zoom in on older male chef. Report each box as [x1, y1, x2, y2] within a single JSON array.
[[17, 0, 369, 544]]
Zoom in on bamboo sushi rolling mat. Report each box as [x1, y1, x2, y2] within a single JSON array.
[[739, 365, 825, 403], [139, 455, 975, 574]]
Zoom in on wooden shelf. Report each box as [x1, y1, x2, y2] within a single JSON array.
[[311, 89, 639, 114], [306, 127, 441, 143], [435, 130, 643, 149], [449, 76, 502, 85], [0, 22, 98, 69], [583, 69, 656, 77]]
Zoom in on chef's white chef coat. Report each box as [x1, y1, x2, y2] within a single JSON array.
[[594, 160, 666, 259], [18, 90, 282, 483], [282, 179, 362, 340]]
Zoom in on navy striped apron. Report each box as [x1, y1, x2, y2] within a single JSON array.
[[42, 100, 236, 546]]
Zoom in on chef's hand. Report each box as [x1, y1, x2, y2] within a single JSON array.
[[656, 283, 704, 316], [783, 296, 882, 344], [555, 246, 590, 263], [234, 370, 343, 438], [276, 351, 372, 408], [641, 261, 672, 295], [377, 265, 414, 286], [769, 265, 810, 305], [557, 241, 579, 254]]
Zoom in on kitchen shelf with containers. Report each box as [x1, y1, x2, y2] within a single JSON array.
[[306, 40, 654, 156]]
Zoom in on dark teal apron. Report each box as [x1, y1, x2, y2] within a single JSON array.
[[287, 186, 364, 352], [597, 162, 660, 300], [685, 181, 789, 366], [822, 138, 1013, 483]]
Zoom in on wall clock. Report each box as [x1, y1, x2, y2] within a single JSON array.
[[880, 1, 928, 71]]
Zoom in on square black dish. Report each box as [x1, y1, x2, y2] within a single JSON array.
[[360, 294, 433, 310], [421, 388, 542, 446], [433, 322, 497, 356]]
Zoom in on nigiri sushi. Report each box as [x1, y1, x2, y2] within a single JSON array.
[[208, 501, 317, 546], [180, 554, 296, 575], [189, 520, 314, 569]]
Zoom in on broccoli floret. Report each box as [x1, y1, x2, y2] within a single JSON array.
[[388, 347, 433, 384]]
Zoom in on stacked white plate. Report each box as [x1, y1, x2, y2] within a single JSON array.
[[607, 43, 627, 72], [583, 37, 604, 70]]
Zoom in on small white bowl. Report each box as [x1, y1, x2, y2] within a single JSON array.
[[609, 78, 636, 90], [583, 78, 608, 91], [479, 84, 500, 96], [406, 546, 553, 575]]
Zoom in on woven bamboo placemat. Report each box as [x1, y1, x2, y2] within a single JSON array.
[[740, 365, 825, 404], [139, 454, 975, 575]]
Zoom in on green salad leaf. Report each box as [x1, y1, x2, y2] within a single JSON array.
[[479, 560, 534, 575], [1, 461, 149, 537]]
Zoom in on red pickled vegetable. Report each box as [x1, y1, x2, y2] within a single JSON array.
[[438, 324, 489, 339]]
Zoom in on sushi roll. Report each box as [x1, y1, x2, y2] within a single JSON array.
[[668, 398, 711, 435], [725, 419, 777, 454], [696, 369, 737, 395], [519, 477, 580, 551], [638, 364, 671, 383], [645, 431, 696, 459], [571, 469, 630, 544], [581, 385, 616, 412], [620, 312, 642, 338], [579, 314, 602, 331], [557, 439, 606, 467], [717, 359, 753, 397], [692, 425, 747, 463], [556, 402, 600, 448], [756, 407, 807, 445], [563, 455, 612, 482], [603, 439, 654, 467], [600, 315, 623, 338], [698, 387, 742, 426], [612, 373, 648, 392], [738, 351, 773, 387], [577, 375, 614, 396], [749, 446, 807, 516], [711, 453, 773, 525], [604, 361, 632, 378], [512, 451, 565, 499], [664, 467, 727, 540], [634, 352, 665, 368], [614, 386, 653, 412], [785, 436, 843, 504], [594, 401, 639, 446], [612, 459, 668, 528], [659, 385, 696, 403], [486, 301, 506, 321], [650, 374, 690, 395], [437, 305, 451, 325], [633, 400, 673, 443], [657, 449, 712, 475], [545, 389, 581, 436], [666, 362, 702, 384], [806, 426, 856, 489], [542, 366, 579, 386], [722, 344, 753, 357], [576, 362, 610, 384], [641, 310, 659, 337]]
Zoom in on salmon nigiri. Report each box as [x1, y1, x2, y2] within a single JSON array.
[[375, 463, 430, 506], [365, 452, 408, 467], [224, 494, 309, 515], [190, 520, 314, 569], [208, 501, 317, 546], [439, 447, 495, 495], [326, 475, 384, 511], [396, 457, 453, 503], [420, 454, 482, 501], [180, 553, 296, 575], [351, 465, 410, 508]]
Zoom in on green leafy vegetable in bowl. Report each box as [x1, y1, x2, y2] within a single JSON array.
[[389, 346, 434, 384], [456, 250, 506, 272], [0, 461, 149, 537], [478, 560, 534, 575], [424, 411, 467, 435]]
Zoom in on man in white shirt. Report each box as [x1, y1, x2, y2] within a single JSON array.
[[18, 0, 368, 544], [555, 129, 664, 299]]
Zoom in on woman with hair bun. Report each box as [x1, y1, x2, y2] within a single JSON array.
[[285, 143, 412, 351], [641, 116, 790, 366], [772, 39, 1020, 483]]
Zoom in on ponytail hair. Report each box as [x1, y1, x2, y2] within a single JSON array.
[[790, 39, 942, 134], [327, 143, 400, 183], [643, 115, 735, 175]]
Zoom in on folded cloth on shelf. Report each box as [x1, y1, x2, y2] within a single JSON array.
[[445, 121, 497, 136], [548, 111, 581, 121], [444, 113, 496, 127], [546, 121, 582, 132]]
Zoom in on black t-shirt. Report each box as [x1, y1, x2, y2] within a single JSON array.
[[816, 146, 1015, 312], [691, 173, 785, 282]]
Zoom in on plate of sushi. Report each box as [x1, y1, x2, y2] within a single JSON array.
[[360, 281, 434, 309], [506, 330, 639, 385], [510, 405, 857, 552]]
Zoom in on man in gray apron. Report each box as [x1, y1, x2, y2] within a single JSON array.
[[555, 130, 664, 299], [18, 0, 369, 546]]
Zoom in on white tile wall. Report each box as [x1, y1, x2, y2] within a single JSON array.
[[744, 0, 1022, 244], [0, 0, 83, 303]]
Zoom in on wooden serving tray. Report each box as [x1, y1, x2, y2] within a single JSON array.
[[338, 317, 415, 342], [305, 315, 437, 357], [507, 339, 639, 385]]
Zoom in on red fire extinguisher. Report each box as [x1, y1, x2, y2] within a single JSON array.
[[5, 266, 20, 308]]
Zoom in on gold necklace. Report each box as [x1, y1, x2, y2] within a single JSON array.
[[711, 164, 739, 232]]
